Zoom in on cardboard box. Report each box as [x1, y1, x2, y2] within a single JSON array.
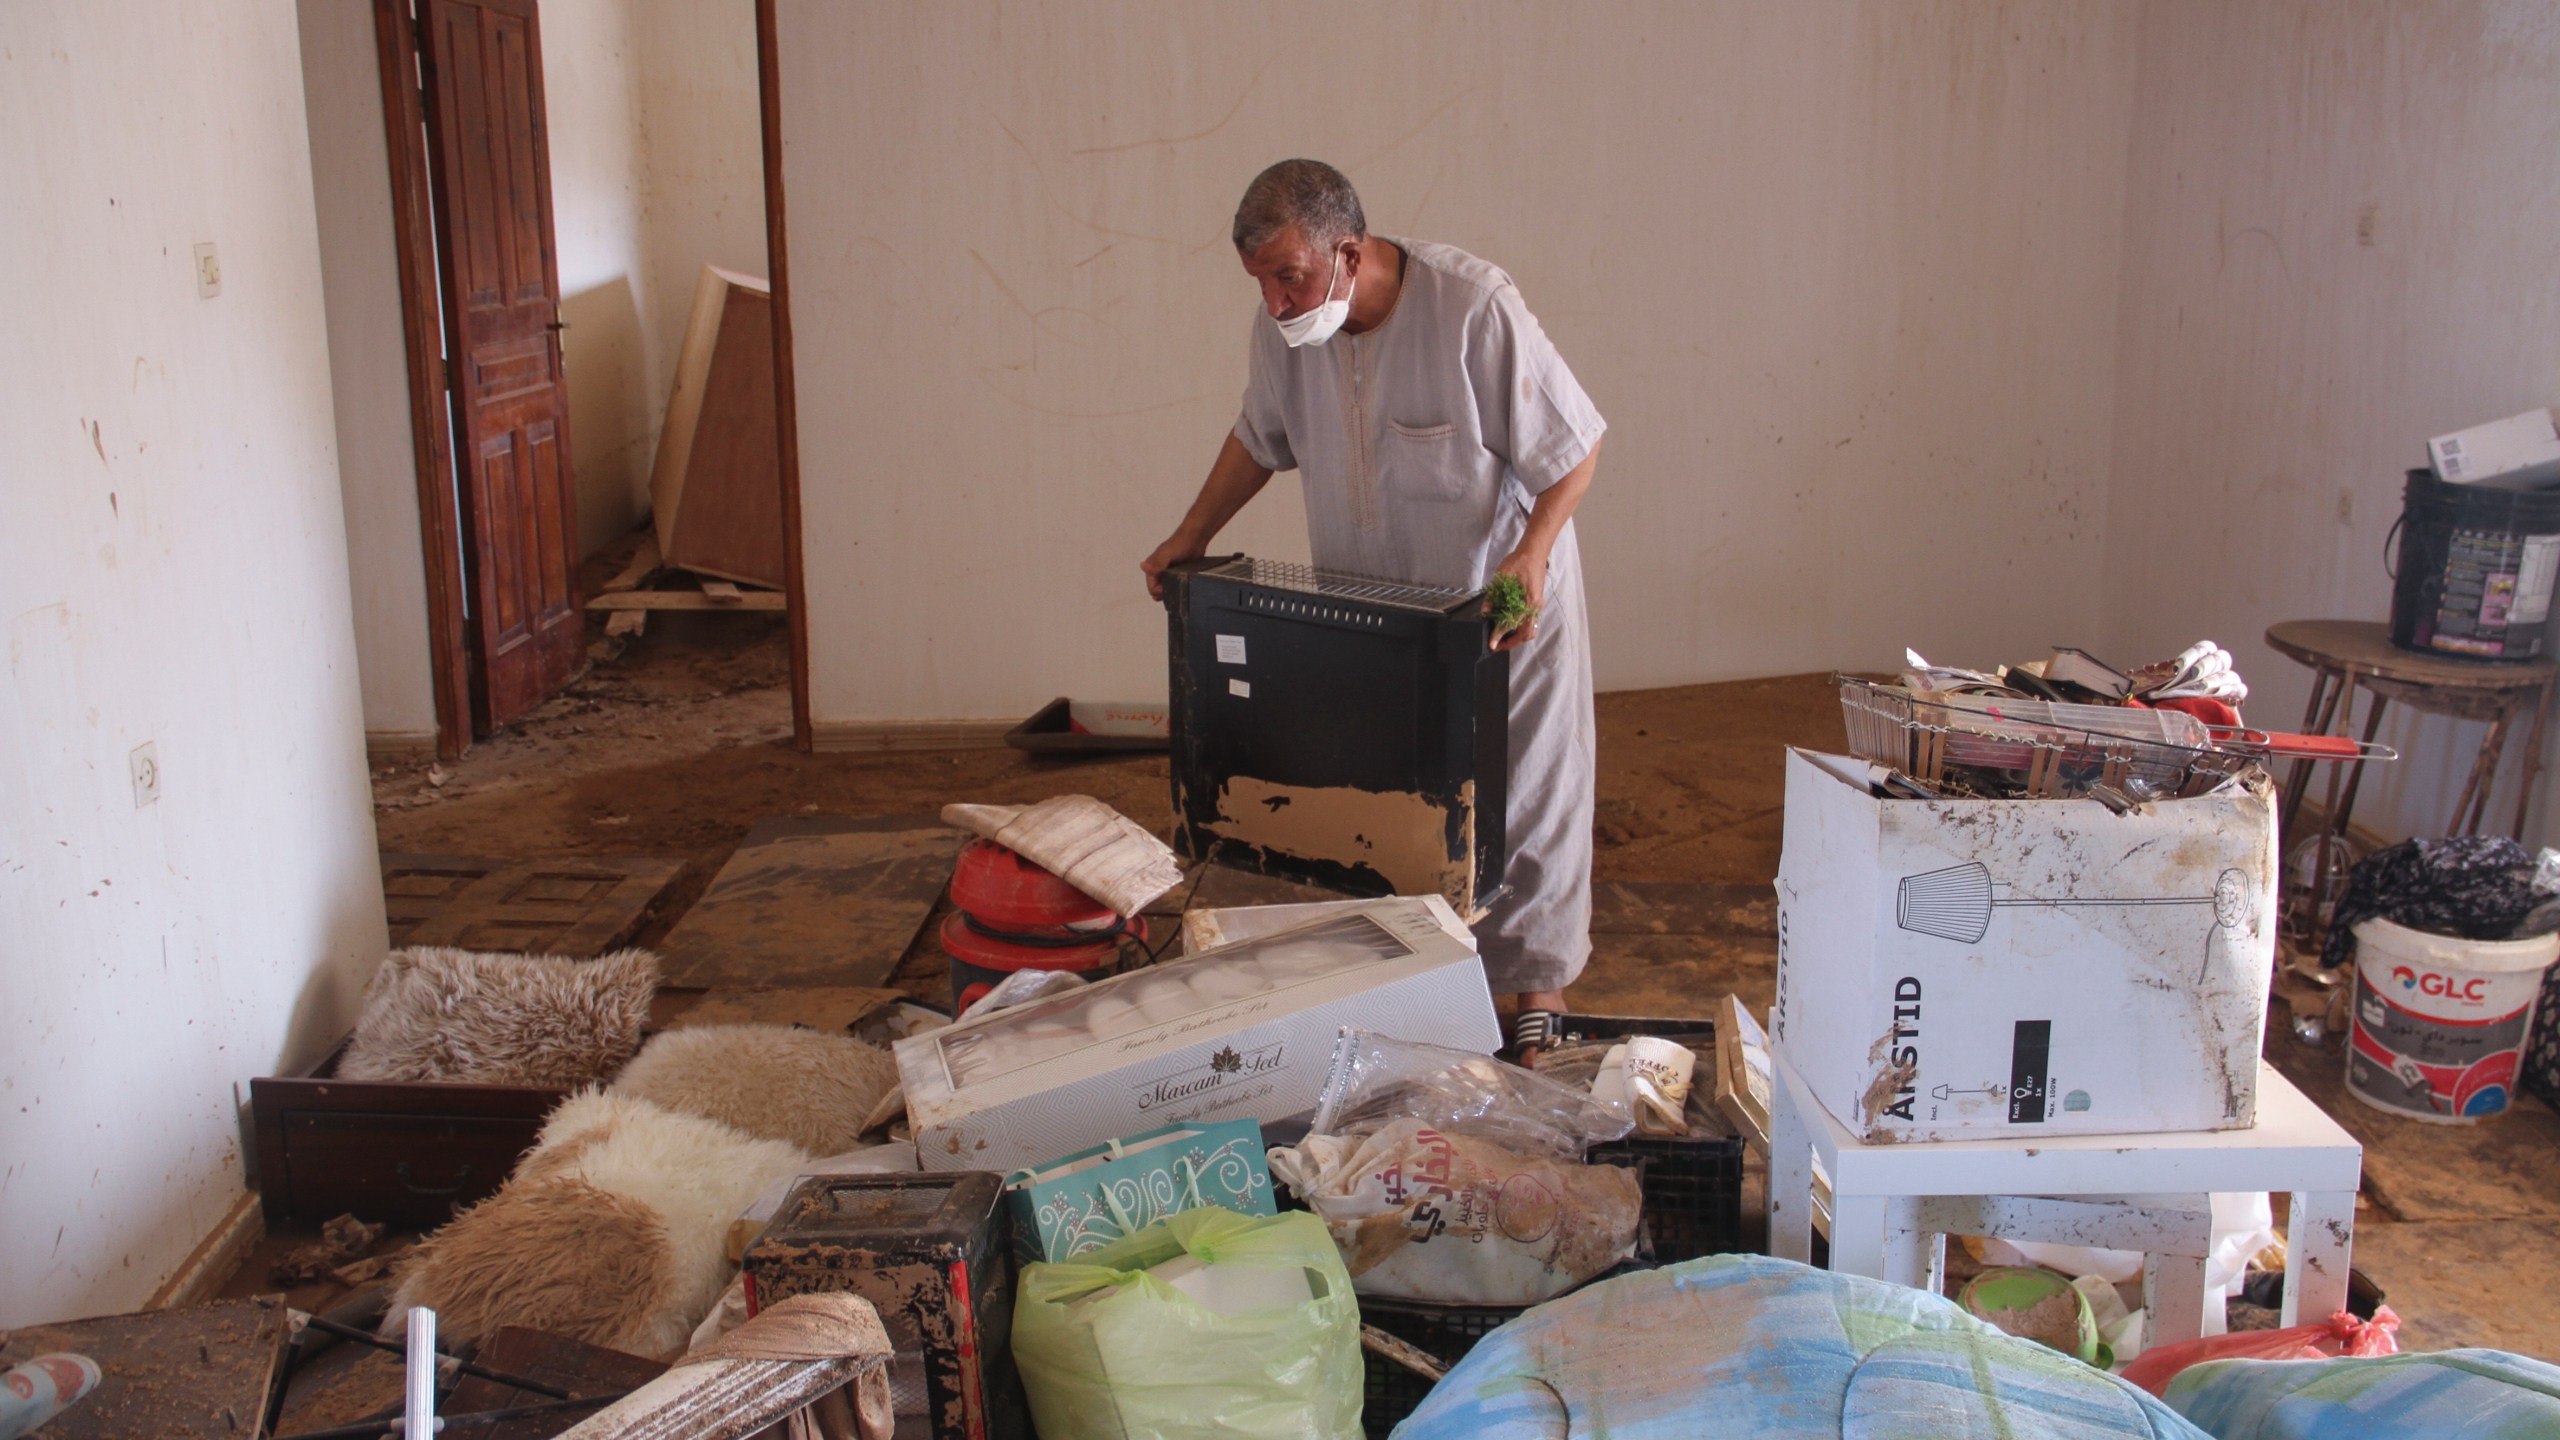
[[899, 897, 1498, 1173], [1003, 1118, 1275, 1264], [2430, 407, 2560, 489], [1773, 749, 2276, 1143]]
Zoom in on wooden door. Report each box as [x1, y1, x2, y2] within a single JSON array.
[[416, 0, 582, 731]]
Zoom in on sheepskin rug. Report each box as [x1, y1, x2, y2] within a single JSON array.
[[610, 1023, 900, 1156], [338, 946, 658, 1086], [390, 1090, 810, 1359]]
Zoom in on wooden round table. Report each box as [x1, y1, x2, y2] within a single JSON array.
[[2264, 619, 2558, 849]]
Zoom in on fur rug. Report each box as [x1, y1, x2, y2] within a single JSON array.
[[339, 946, 658, 1086], [390, 1091, 810, 1359], [610, 1023, 900, 1156]]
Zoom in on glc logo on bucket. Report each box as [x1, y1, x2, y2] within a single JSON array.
[[2390, 965, 2492, 1004]]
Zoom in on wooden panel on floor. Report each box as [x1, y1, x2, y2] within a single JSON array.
[[658, 815, 963, 988], [440, 1326, 669, 1439], [657, 984, 907, 1035], [2268, 1029, 2560, 1222], [1567, 930, 1778, 1021], [0, 1295, 290, 1439], [381, 853, 683, 955], [1588, 879, 1776, 936], [2349, 1217, 2560, 1354]]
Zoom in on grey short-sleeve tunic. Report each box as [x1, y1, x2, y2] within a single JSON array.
[[1231, 238, 1605, 993]]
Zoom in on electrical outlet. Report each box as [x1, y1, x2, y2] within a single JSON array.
[[193, 242, 221, 298], [131, 741, 160, 807]]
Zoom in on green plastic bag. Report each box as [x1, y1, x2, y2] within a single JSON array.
[[1013, 1206, 1363, 1439]]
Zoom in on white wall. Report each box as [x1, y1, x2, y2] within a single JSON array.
[[543, 0, 660, 555], [0, 3, 388, 1325], [774, 1, 2143, 725], [2105, 0, 2560, 847], [298, 0, 440, 746]]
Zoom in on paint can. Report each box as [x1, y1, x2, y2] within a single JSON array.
[[2387, 468, 2560, 660], [2346, 916, 2559, 1122]]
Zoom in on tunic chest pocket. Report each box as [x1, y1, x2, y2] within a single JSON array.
[[1383, 419, 1472, 502]]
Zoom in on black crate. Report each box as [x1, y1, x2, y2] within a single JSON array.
[[1558, 1012, 1748, 1265], [1162, 556, 1509, 916], [1359, 1294, 1528, 1438]]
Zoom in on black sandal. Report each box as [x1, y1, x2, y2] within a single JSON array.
[[1508, 1009, 1562, 1067]]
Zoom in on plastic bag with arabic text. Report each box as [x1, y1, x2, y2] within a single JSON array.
[[1309, 1029, 1632, 1159]]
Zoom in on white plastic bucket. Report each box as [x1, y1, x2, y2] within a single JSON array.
[[2346, 917, 2559, 1123]]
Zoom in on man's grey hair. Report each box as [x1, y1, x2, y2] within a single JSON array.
[[1232, 159, 1367, 255]]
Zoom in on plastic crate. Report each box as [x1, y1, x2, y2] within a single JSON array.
[[1558, 1012, 1748, 1265], [1359, 1293, 1525, 1436]]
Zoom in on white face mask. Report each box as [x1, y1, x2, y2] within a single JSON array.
[[1275, 246, 1354, 348]]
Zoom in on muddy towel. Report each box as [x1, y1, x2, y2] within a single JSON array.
[[942, 796, 1184, 917], [1393, 1255, 2210, 1439]]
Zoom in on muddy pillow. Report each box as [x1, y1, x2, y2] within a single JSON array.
[[339, 946, 659, 1087], [389, 1090, 811, 1359], [611, 1023, 899, 1156]]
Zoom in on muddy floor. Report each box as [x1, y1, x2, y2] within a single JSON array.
[[360, 569, 2557, 1360]]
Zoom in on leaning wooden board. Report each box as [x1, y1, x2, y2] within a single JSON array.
[[0, 1295, 290, 1439], [658, 815, 963, 988], [381, 853, 683, 955]]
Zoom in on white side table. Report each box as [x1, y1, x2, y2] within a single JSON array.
[[1768, 1051, 2362, 1342]]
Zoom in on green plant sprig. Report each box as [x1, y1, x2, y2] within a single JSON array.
[[1484, 572, 1539, 633]]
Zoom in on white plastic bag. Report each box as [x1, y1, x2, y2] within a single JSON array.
[[1311, 1030, 1632, 1159], [1266, 1118, 1641, 1304]]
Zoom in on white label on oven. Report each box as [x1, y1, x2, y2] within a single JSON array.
[[1229, 678, 1251, 698], [1216, 634, 1247, 665]]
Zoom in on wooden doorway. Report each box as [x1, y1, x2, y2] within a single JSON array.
[[372, 0, 813, 757]]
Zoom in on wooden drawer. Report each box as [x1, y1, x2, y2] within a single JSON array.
[[252, 1038, 566, 1227]]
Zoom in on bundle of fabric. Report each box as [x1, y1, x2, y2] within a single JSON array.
[[388, 1090, 810, 1359], [1393, 1254, 2208, 1439], [611, 1023, 900, 1157], [2320, 837, 2559, 970], [339, 946, 659, 1086], [2165, 1348, 2560, 1439]]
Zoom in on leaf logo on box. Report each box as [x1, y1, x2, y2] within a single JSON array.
[[1135, 1041, 1283, 1110]]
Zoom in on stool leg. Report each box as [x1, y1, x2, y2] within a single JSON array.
[[2280, 667, 2339, 840], [1829, 1192, 1890, 1279], [2283, 1189, 2355, 1327], [2146, 1245, 2216, 1349], [1769, 1071, 1815, 1265], [2454, 709, 2512, 837], [1880, 1200, 1938, 1291], [2514, 679, 2555, 838]]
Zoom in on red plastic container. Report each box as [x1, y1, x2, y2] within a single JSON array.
[[943, 839, 1140, 1011]]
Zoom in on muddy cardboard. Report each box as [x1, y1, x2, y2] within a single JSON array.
[[898, 896, 1499, 1172], [1773, 748, 2276, 1143]]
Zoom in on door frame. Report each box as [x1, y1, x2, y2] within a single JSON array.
[[373, 0, 814, 758], [373, 0, 474, 759]]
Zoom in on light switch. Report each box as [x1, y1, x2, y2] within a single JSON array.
[[194, 242, 221, 298]]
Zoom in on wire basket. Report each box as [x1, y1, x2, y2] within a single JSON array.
[[1838, 678, 2257, 799]]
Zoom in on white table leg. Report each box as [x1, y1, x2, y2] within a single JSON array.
[[1881, 1200, 1939, 1291], [2283, 1189, 2355, 1327], [2142, 1247, 2213, 1350], [1829, 1192, 1891, 1279], [1768, 1064, 1816, 1264]]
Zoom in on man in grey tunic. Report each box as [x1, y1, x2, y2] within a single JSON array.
[[1141, 159, 1605, 1051]]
